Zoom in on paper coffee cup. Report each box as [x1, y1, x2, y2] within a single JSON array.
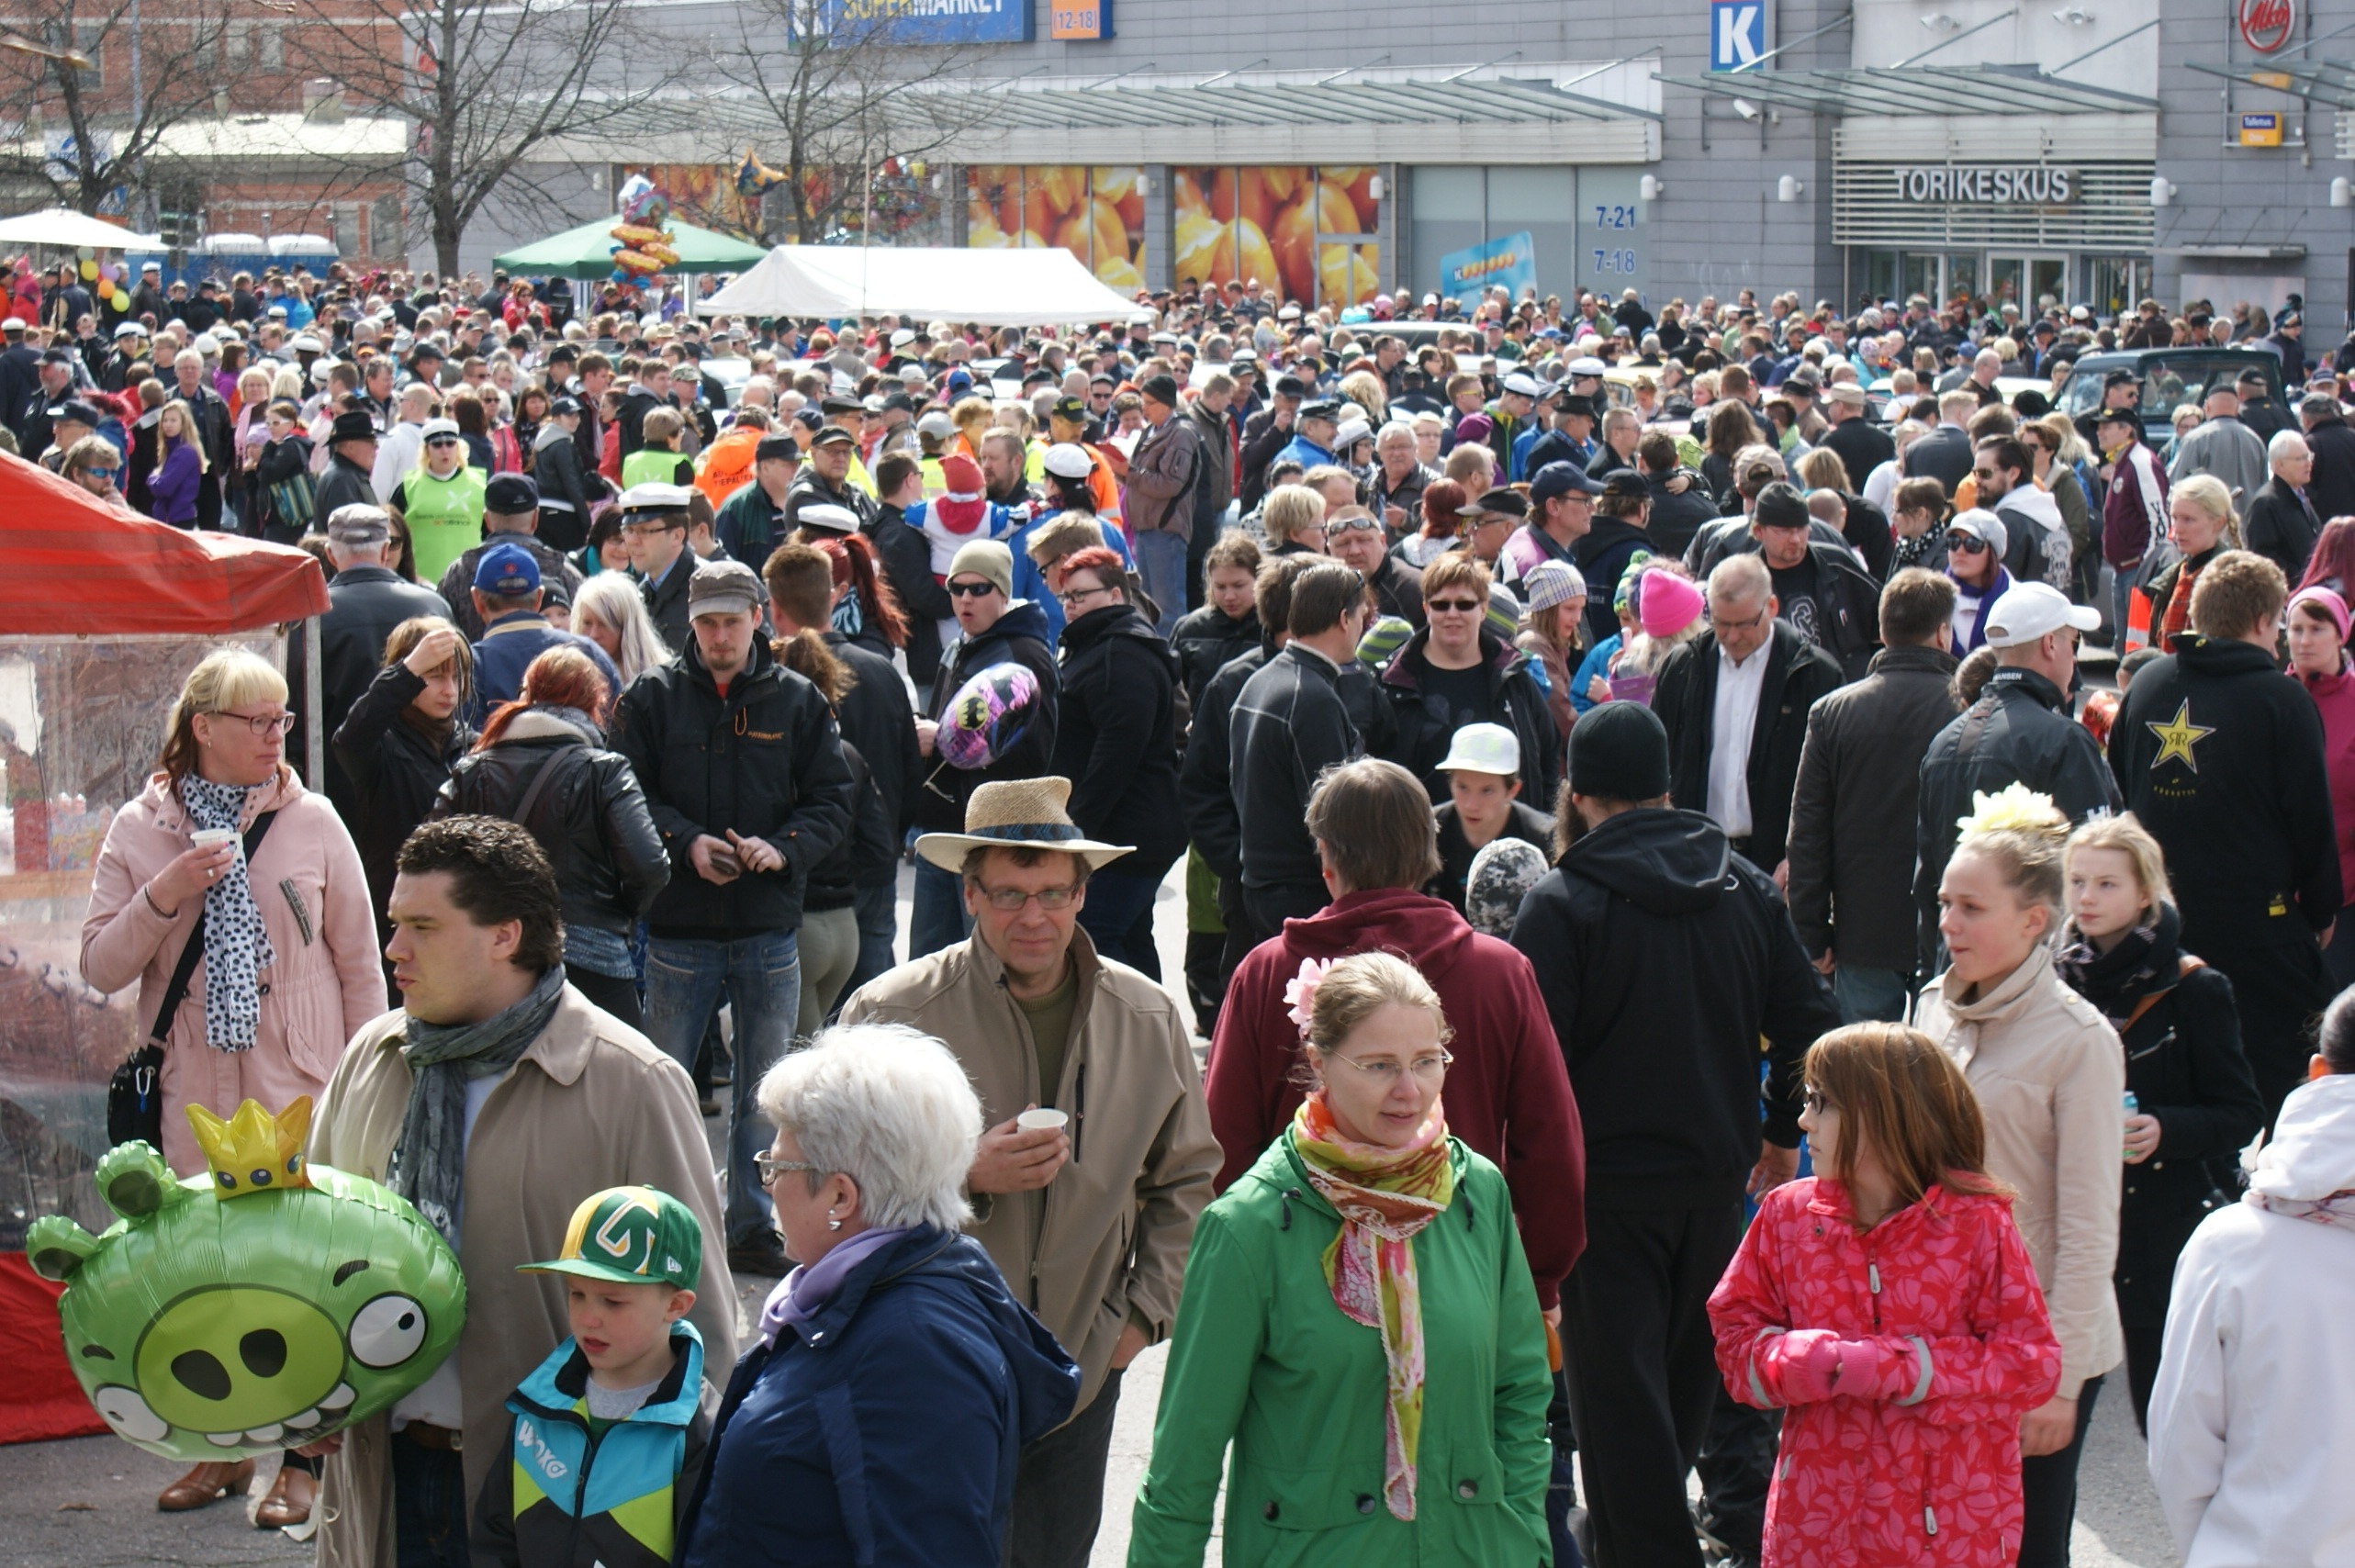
[[1016, 1108, 1070, 1133]]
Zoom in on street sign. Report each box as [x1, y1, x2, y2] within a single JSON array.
[[1711, 0, 1766, 71], [1049, 0, 1110, 38]]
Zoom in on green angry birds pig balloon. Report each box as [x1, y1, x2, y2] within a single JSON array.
[[23, 1097, 465, 1462]]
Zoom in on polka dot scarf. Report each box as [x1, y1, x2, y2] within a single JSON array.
[[178, 774, 276, 1052]]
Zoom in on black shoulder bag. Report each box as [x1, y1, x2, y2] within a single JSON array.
[[107, 810, 280, 1147]]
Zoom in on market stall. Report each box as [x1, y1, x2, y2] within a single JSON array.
[[0, 455, 326, 1445], [703, 243, 1155, 326]]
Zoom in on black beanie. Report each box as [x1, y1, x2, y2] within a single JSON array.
[[1752, 481, 1810, 532], [1569, 701, 1670, 801]]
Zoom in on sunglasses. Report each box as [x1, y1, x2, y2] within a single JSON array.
[[1946, 532, 1991, 554], [425, 436, 460, 447], [947, 578, 1001, 598], [1328, 516, 1382, 533], [84, 467, 119, 481], [1427, 598, 1485, 614]]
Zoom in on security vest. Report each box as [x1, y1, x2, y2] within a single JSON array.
[[401, 465, 487, 587], [622, 446, 689, 491]]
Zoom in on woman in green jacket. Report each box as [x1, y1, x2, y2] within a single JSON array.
[[1130, 951, 1553, 1567]]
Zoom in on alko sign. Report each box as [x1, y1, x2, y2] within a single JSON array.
[[2240, 0, 2296, 53]]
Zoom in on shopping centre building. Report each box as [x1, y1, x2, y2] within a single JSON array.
[[503, 0, 2355, 327]]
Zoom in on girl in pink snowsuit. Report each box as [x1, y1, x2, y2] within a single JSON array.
[[1710, 1023, 2063, 1567]]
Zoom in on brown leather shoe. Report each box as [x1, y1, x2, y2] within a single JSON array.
[[156, 1458, 255, 1512], [253, 1463, 314, 1529]]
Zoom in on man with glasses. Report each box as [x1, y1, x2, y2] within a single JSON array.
[[1653, 552, 1843, 884], [614, 558, 855, 1282], [1324, 502, 1423, 625], [60, 432, 125, 501], [1913, 579, 2115, 980], [910, 540, 1060, 958], [1975, 433, 2065, 592], [620, 482, 700, 653], [841, 776, 1218, 1568]]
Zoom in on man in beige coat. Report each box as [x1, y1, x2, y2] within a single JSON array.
[[302, 818, 736, 1568], [840, 777, 1219, 1568]]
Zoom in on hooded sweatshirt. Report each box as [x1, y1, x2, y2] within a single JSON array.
[[2148, 1073, 2355, 1568], [1204, 887, 1586, 1305], [1993, 481, 2069, 593], [1509, 807, 1839, 1204]]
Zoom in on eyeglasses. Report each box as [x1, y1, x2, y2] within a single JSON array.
[[1802, 1088, 1834, 1115], [1057, 582, 1114, 608], [1709, 606, 1771, 635], [753, 1151, 824, 1186], [84, 467, 118, 481], [970, 879, 1082, 912], [1946, 532, 1991, 555], [1427, 598, 1485, 614], [947, 578, 1001, 598], [1328, 1049, 1454, 1086], [210, 709, 297, 737], [425, 436, 460, 448]]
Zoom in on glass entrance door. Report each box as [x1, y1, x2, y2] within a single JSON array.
[[1988, 255, 2069, 316]]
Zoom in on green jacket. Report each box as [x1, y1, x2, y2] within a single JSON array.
[[1128, 1134, 1552, 1567]]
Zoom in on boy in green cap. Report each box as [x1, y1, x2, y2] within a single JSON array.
[[473, 1185, 717, 1567]]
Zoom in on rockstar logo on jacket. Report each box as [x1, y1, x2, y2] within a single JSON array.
[[2145, 700, 2215, 772]]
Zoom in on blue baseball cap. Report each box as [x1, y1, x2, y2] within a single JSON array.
[[474, 541, 541, 596]]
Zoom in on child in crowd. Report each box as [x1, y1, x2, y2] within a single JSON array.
[[1709, 1023, 2062, 1567], [474, 1186, 717, 1568], [1427, 722, 1554, 913]]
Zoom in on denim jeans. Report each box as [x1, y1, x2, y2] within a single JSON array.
[[1833, 963, 1912, 1025], [836, 877, 900, 1017], [644, 930, 801, 1245], [1075, 868, 1161, 980], [392, 1428, 472, 1568], [1133, 528, 1190, 635], [910, 857, 973, 959]]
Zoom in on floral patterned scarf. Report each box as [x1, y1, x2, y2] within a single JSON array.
[[1288, 1091, 1454, 1519], [2248, 1187, 2355, 1228]]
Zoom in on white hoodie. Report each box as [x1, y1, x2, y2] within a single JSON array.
[[2148, 1072, 2355, 1568], [1995, 480, 2072, 592]]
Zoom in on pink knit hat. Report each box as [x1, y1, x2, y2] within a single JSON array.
[[1638, 570, 1705, 639], [2291, 585, 2351, 642]]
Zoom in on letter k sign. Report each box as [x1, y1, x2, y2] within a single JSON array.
[[1714, 1, 1765, 69]]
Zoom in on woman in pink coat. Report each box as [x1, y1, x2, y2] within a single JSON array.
[[80, 648, 386, 1524], [1710, 1023, 2062, 1568]]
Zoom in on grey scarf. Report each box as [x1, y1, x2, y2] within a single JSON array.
[[177, 774, 275, 1052], [389, 965, 565, 1246]]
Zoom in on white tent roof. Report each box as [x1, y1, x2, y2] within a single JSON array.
[[704, 245, 1151, 327], [0, 208, 161, 251]]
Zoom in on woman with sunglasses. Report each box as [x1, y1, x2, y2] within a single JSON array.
[[81, 649, 383, 1525], [1374, 553, 1562, 808], [1945, 510, 2015, 658]]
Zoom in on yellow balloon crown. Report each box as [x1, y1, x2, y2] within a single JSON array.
[[185, 1096, 316, 1200]]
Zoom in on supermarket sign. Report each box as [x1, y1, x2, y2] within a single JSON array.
[[822, 0, 1034, 44]]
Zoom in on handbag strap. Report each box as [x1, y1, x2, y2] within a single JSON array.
[[2119, 953, 2208, 1034], [510, 745, 586, 835], [148, 809, 279, 1046]]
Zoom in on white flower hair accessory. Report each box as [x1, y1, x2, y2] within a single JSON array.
[[1284, 957, 1337, 1039]]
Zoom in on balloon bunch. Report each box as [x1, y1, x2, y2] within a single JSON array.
[[610, 174, 680, 285]]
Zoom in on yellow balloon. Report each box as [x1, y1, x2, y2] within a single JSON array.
[[80, 259, 98, 281], [111, 288, 129, 309]]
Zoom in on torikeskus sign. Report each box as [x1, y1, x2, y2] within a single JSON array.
[[822, 0, 1034, 44]]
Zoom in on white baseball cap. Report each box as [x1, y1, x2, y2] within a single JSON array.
[[1983, 582, 2102, 648], [1436, 722, 1522, 778]]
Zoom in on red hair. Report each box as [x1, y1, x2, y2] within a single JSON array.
[[813, 533, 909, 648], [475, 645, 611, 749], [1059, 544, 1126, 584], [1420, 479, 1468, 541], [2296, 517, 2355, 599]]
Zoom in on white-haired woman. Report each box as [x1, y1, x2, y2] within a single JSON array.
[[571, 571, 672, 690], [680, 1024, 1081, 1567]]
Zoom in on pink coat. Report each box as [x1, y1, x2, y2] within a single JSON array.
[[81, 765, 387, 1177], [2298, 662, 2355, 907], [1710, 1179, 2062, 1568]]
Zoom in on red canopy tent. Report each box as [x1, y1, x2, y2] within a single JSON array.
[[0, 451, 325, 1444], [0, 450, 328, 633]]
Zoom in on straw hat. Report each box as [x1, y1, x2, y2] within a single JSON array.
[[914, 777, 1134, 873]]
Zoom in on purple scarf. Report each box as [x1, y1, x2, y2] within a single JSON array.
[[757, 1227, 912, 1348]]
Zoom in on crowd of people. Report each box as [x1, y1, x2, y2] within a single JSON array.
[[57, 266, 2355, 1568]]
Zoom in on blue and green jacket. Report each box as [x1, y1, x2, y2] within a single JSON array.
[[472, 1321, 716, 1568]]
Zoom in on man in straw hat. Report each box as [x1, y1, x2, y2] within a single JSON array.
[[840, 777, 1218, 1568]]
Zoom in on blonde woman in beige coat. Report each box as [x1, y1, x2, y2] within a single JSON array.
[[1914, 784, 2124, 1568]]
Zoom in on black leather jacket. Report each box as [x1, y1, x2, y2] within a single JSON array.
[[432, 706, 669, 935]]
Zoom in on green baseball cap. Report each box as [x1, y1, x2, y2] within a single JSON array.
[[519, 1186, 703, 1292]]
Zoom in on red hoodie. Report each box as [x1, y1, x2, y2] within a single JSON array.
[[1205, 886, 1587, 1305]]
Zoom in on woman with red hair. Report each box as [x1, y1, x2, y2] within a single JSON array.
[[812, 532, 909, 660], [431, 645, 668, 1026], [2293, 517, 2355, 634], [1397, 477, 1470, 569]]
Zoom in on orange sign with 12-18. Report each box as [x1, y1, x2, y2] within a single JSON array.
[[1050, 0, 1110, 39]]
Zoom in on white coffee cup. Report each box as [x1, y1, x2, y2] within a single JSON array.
[[1016, 1107, 1070, 1134], [189, 828, 239, 856]]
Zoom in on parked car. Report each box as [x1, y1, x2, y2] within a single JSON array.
[[2056, 349, 2285, 445]]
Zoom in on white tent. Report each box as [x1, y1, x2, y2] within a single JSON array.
[[0, 208, 162, 251], [704, 244, 1152, 326]]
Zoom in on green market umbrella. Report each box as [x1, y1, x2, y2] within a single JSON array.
[[492, 216, 768, 280]]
